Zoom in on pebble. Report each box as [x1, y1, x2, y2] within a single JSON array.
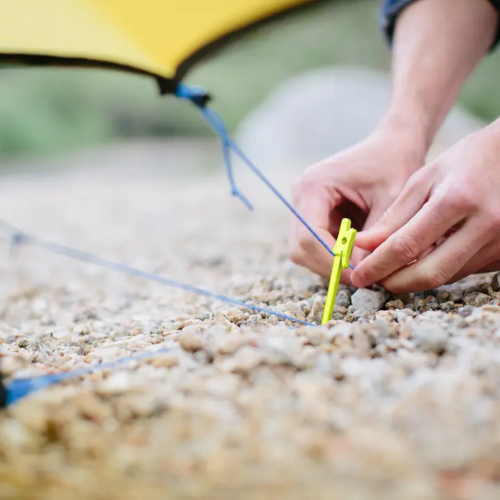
[[351, 289, 388, 313], [2, 148, 500, 499], [385, 300, 405, 310], [412, 324, 449, 355], [179, 330, 204, 352], [336, 289, 352, 308], [492, 273, 500, 292], [325, 323, 353, 342], [457, 305, 475, 317], [464, 292, 491, 307], [220, 346, 263, 375]]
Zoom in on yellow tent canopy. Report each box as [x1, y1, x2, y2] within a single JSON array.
[[0, 0, 316, 94]]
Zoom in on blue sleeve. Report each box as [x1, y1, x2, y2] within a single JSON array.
[[380, 0, 500, 50]]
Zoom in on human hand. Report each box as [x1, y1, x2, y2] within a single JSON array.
[[352, 121, 500, 293], [288, 126, 425, 283]]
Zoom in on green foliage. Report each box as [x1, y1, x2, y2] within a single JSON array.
[[0, 0, 499, 158]]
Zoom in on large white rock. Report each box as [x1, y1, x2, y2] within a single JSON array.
[[233, 66, 485, 174]]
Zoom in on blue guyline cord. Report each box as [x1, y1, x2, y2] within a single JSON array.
[[4, 348, 173, 406], [2, 84, 341, 407], [0, 221, 313, 328], [0, 222, 314, 407], [175, 83, 355, 271]]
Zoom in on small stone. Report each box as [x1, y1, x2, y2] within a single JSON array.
[[478, 283, 494, 296], [4, 335, 16, 344], [352, 329, 370, 354], [376, 310, 397, 322], [483, 304, 500, 313], [439, 301, 457, 313], [435, 290, 450, 303], [305, 329, 326, 347], [336, 289, 351, 309], [414, 293, 438, 311], [299, 300, 312, 316], [457, 305, 475, 317], [326, 323, 353, 342], [223, 346, 262, 375], [351, 289, 388, 313], [399, 338, 415, 350], [73, 324, 91, 336], [195, 312, 211, 321], [17, 339, 29, 349], [385, 338, 400, 351], [492, 273, 500, 292], [425, 296, 439, 310], [150, 353, 179, 369], [448, 289, 464, 303], [385, 300, 405, 310], [395, 309, 415, 324], [97, 372, 132, 396], [333, 305, 348, 315], [353, 310, 366, 321], [332, 310, 346, 321], [307, 296, 326, 324], [193, 350, 211, 364], [464, 292, 491, 308], [412, 324, 448, 355], [179, 330, 204, 352], [214, 335, 249, 356]]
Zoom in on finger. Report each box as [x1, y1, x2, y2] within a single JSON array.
[[289, 182, 341, 277], [447, 243, 500, 284], [355, 172, 431, 251], [352, 196, 467, 289], [351, 198, 398, 261], [381, 218, 488, 293]]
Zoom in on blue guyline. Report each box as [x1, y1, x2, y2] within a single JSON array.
[[2, 85, 346, 406], [0, 221, 313, 328], [175, 83, 355, 271], [5, 348, 173, 406], [0, 221, 314, 406]]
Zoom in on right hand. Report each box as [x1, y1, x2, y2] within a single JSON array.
[[288, 127, 425, 283]]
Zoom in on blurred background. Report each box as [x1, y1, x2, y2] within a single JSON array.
[[1, 0, 500, 163]]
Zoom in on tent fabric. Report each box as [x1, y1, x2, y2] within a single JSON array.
[[0, 0, 315, 93]]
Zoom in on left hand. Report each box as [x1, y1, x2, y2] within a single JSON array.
[[351, 121, 500, 293]]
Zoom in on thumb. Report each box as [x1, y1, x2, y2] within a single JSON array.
[[355, 173, 431, 252], [352, 199, 393, 254]]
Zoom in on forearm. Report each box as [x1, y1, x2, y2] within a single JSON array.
[[379, 0, 498, 153]]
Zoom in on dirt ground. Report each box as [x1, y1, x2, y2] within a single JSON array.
[[1, 139, 500, 500]]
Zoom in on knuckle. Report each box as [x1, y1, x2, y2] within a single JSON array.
[[391, 233, 420, 263], [419, 267, 448, 290], [445, 185, 477, 212], [406, 165, 432, 190], [406, 171, 425, 190]]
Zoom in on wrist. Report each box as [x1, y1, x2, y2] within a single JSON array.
[[372, 114, 428, 173], [377, 111, 432, 154]]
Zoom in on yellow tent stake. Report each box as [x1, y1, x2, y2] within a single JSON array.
[[321, 218, 357, 325]]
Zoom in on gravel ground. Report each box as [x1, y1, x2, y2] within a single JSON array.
[[1, 144, 500, 500]]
